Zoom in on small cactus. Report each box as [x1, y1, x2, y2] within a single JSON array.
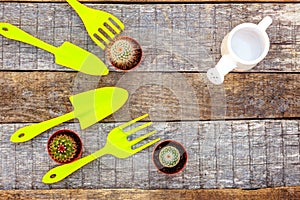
[[48, 130, 82, 164], [107, 36, 142, 71], [153, 140, 188, 175], [159, 146, 180, 168]]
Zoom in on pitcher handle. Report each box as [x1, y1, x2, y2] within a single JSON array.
[[258, 16, 272, 31]]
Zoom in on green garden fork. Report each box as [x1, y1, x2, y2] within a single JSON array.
[[42, 114, 160, 184], [67, 0, 125, 50]]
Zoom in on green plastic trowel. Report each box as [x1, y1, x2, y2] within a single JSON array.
[[10, 87, 128, 143], [0, 23, 108, 76]]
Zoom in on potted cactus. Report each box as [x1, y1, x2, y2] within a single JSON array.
[[152, 140, 188, 175], [47, 129, 83, 164], [106, 36, 142, 71]]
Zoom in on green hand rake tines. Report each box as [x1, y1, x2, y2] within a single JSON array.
[[67, 0, 125, 50]]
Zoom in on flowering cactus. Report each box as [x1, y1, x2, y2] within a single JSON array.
[[107, 36, 142, 71], [48, 133, 79, 164]]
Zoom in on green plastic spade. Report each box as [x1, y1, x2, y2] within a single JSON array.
[[0, 23, 109, 76], [10, 87, 128, 143]]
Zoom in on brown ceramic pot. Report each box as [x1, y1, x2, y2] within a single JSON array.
[[152, 140, 188, 175], [106, 36, 142, 71], [47, 129, 83, 164]]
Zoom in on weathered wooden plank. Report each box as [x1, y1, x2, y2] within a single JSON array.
[[0, 71, 299, 123], [0, 3, 299, 72], [0, 120, 299, 189], [0, 187, 300, 200]]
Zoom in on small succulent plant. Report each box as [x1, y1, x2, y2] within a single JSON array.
[[153, 140, 188, 175], [107, 36, 142, 71], [48, 130, 82, 164], [159, 146, 180, 168]]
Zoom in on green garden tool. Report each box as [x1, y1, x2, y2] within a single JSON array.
[[0, 23, 109, 76], [66, 0, 125, 50], [10, 87, 128, 143], [43, 114, 160, 184]]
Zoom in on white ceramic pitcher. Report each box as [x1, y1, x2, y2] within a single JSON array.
[[207, 16, 272, 85]]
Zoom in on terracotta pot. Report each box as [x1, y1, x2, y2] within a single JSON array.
[[152, 140, 188, 175], [106, 36, 142, 71], [47, 129, 83, 164]]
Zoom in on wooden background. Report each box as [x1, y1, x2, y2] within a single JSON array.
[[0, 1, 299, 199]]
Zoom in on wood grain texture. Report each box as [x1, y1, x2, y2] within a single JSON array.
[[0, 120, 299, 190], [0, 72, 299, 123], [1, 187, 300, 200], [0, 3, 299, 72], [0, 1, 299, 193]]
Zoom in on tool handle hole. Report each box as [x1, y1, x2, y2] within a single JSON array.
[[18, 133, 25, 138], [50, 174, 56, 179]]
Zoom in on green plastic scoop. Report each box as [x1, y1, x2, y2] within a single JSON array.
[[10, 87, 128, 143], [0, 23, 109, 76]]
